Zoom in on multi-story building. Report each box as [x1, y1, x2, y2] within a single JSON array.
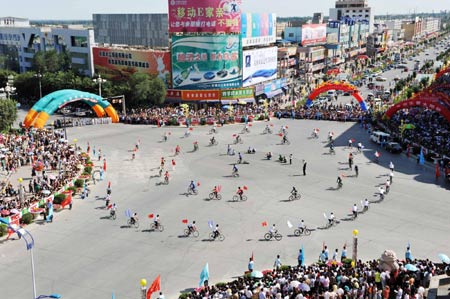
[[402, 18, 423, 41], [422, 17, 441, 38], [0, 16, 94, 76], [93, 14, 169, 48], [384, 20, 404, 42], [329, 0, 374, 33]]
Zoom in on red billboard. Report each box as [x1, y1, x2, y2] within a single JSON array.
[[168, 0, 242, 33], [301, 24, 327, 46], [93, 47, 171, 85]]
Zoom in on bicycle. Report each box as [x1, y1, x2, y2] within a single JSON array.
[[325, 219, 337, 229], [209, 128, 217, 134], [162, 176, 169, 185], [232, 194, 247, 201], [232, 171, 240, 178], [184, 228, 199, 237], [109, 210, 117, 220], [208, 192, 222, 200], [187, 187, 198, 195], [294, 226, 312, 237], [150, 222, 164, 232], [210, 140, 218, 146], [288, 193, 301, 201], [127, 218, 139, 228], [209, 231, 225, 241], [264, 231, 283, 241]]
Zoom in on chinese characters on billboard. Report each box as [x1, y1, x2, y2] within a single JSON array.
[[301, 24, 327, 46], [168, 0, 242, 33], [93, 47, 171, 85], [242, 47, 277, 87], [241, 13, 276, 47], [171, 35, 242, 90]]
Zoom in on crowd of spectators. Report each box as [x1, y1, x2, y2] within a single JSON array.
[[0, 129, 84, 217], [184, 257, 446, 299]]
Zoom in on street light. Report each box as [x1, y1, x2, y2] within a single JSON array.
[[140, 278, 148, 299], [0, 82, 16, 100], [93, 74, 107, 97], [34, 72, 43, 99], [352, 229, 359, 265]]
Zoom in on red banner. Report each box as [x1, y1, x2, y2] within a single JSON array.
[[181, 90, 221, 100]]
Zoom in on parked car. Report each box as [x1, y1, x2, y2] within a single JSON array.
[[385, 142, 402, 154], [375, 77, 387, 82]]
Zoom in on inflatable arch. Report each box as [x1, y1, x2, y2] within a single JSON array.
[[306, 82, 368, 111], [385, 94, 450, 123], [23, 89, 119, 128], [435, 66, 450, 80]]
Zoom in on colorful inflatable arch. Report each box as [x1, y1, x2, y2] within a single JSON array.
[[385, 93, 450, 123], [306, 82, 368, 111], [23, 89, 119, 128]]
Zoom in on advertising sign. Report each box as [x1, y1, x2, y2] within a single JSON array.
[[301, 24, 327, 46], [168, 0, 242, 33], [221, 88, 254, 99], [241, 13, 276, 47], [242, 47, 277, 87], [171, 35, 242, 90], [181, 90, 221, 100], [93, 47, 171, 85]]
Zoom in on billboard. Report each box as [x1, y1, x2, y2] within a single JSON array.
[[168, 0, 242, 33], [301, 24, 327, 46], [93, 47, 171, 85], [241, 13, 276, 47], [171, 35, 242, 90], [242, 47, 277, 87]]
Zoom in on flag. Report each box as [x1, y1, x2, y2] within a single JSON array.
[[217, 185, 222, 192], [103, 160, 107, 171], [287, 220, 293, 228], [436, 163, 440, 178], [232, 134, 237, 137], [243, 186, 248, 190], [249, 123, 253, 127], [189, 128, 193, 131], [251, 251, 254, 261], [182, 219, 188, 224], [261, 221, 268, 227], [286, 126, 289, 129], [199, 263, 209, 287], [278, 133, 283, 137], [125, 209, 131, 218], [146, 275, 161, 299], [419, 148, 425, 165], [197, 182, 201, 186], [148, 214, 154, 218], [208, 220, 214, 228], [108, 181, 111, 188], [351, 138, 355, 142]]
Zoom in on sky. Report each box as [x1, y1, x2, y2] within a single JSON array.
[[2, 0, 448, 20]]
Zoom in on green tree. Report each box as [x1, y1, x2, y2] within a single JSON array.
[[13, 72, 39, 103], [0, 99, 18, 132], [148, 77, 166, 105], [128, 73, 153, 107], [32, 50, 67, 73]]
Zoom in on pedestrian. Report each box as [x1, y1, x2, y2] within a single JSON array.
[[348, 153, 353, 170], [355, 165, 359, 177], [302, 160, 307, 176], [348, 139, 353, 149], [171, 159, 176, 171], [389, 171, 394, 184], [298, 249, 304, 266], [289, 154, 292, 165], [324, 245, 329, 261], [385, 180, 390, 194], [332, 248, 338, 261], [319, 250, 327, 263], [405, 246, 413, 263], [341, 245, 347, 262], [248, 257, 254, 272], [273, 255, 282, 270], [389, 161, 394, 172]]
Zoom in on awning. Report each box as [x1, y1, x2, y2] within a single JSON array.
[[264, 89, 284, 98], [199, 100, 220, 103], [221, 99, 238, 105]]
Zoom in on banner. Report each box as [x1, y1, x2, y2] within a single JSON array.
[[168, 0, 242, 33], [242, 47, 277, 87], [241, 13, 276, 47], [301, 24, 327, 46], [171, 35, 242, 90], [181, 90, 221, 100], [93, 47, 171, 85], [221, 88, 254, 99]]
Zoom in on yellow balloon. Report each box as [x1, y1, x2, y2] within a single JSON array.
[[18, 178, 23, 183], [353, 229, 359, 236], [140, 279, 147, 287]]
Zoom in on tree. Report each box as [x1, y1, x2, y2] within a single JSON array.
[[128, 73, 152, 107], [32, 50, 67, 73], [0, 99, 18, 132], [148, 77, 166, 105]]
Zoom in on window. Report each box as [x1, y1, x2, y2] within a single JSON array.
[[289, 33, 294, 37], [71, 36, 87, 47]]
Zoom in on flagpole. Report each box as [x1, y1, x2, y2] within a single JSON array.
[[140, 279, 147, 299]]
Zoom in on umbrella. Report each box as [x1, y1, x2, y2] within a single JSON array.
[[10, 208, 20, 215], [438, 253, 450, 264], [299, 283, 310, 292], [250, 271, 264, 279], [405, 264, 418, 272], [42, 190, 51, 195], [1, 210, 10, 216], [290, 281, 301, 288]]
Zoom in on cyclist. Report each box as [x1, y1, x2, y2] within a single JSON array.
[[291, 186, 298, 199], [154, 214, 160, 229], [374, 151, 380, 163], [160, 157, 166, 168], [266, 152, 272, 160], [212, 224, 220, 239], [270, 224, 277, 236], [298, 219, 305, 233], [158, 166, 164, 177], [130, 212, 138, 225], [232, 164, 239, 176], [264, 124, 271, 133], [212, 185, 219, 199], [175, 145, 181, 155], [337, 176, 343, 188], [193, 141, 199, 151], [328, 212, 335, 226], [210, 136, 216, 145], [357, 142, 363, 152], [189, 181, 197, 193], [235, 134, 241, 144], [237, 186, 244, 201], [105, 193, 111, 207], [352, 204, 358, 218], [110, 203, 117, 217], [328, 131, 334, 142], [188, 220, 196, 233]]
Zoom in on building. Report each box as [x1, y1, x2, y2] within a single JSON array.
[[422, 17, 441, 38], [402, 18, 423, 41], [93, 14, 169, 48], [0, 17, 95, 76], [384, 20, 404, 42], [312, 13, 324, 25], [329, 0, 374, 33]]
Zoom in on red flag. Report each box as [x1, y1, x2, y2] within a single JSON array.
[[261, 221, 268, 227], [249, 123, 253, 127], [189, 127, 193, 131], [148, 214, 154, 218], [436, 163, 440, 178], [108, 181, 111, 188], [278, 133, 283, 137], [182, 219, 188, 224], [243, 185, 248, 190], [316, 128, 320, 132], [197, 182, 201, 186], [146, 275, 161, 299], [232, 134, 237, 137], [286, 126, 289, 129], [251, 251, 254, 261], [217, 185, 222, 192], [107, 204, 112, 209], [103, 160, 107, 172]]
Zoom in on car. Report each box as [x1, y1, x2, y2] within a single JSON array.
[[375, 77, 387, 82], [385, 142, 402, 154]]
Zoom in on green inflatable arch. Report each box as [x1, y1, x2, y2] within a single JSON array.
[[23, 89, 119, 128]]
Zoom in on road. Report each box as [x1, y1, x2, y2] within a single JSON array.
[[0, 118, 449, 299]]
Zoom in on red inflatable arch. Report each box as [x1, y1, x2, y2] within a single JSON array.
[[306, 82, 368, 111], [435, 66, 450, 80], [385, 93, 450, 123]]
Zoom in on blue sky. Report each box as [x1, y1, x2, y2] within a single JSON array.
[[3, 0, 447, 20]]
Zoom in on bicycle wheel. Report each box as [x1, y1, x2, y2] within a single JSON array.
[[275, 233, 283, 241], [218, 234, 225, 241], [150, 223, 156, 230], [209, 232, 215, 240], [192, 230, 199, 237], [232, 195, 239, 201], [304, 228, 312, 236], [127, 219, 132, 226], [217, 194, 222, 200], [134, 221, 140, 229], [209, 193, 215, 200], [112, 213, 116, 220], [294, 229, 301, 237], [264, 233, 272, 241], [184, 229, 190, 236], [297, 194, 302, 200], [289, 195, 295, 201], [158, 225, 164, 232], [241, 195, 248, 201]]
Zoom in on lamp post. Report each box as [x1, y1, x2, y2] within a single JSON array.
[[140, 279, 148, 299], [34, 72, 43, 99], [0, 82, 16, 100], [93, 74, 107, 97], [352, 229, 359, 265]]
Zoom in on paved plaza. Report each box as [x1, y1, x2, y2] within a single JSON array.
[[0, 119, 449, 299]]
